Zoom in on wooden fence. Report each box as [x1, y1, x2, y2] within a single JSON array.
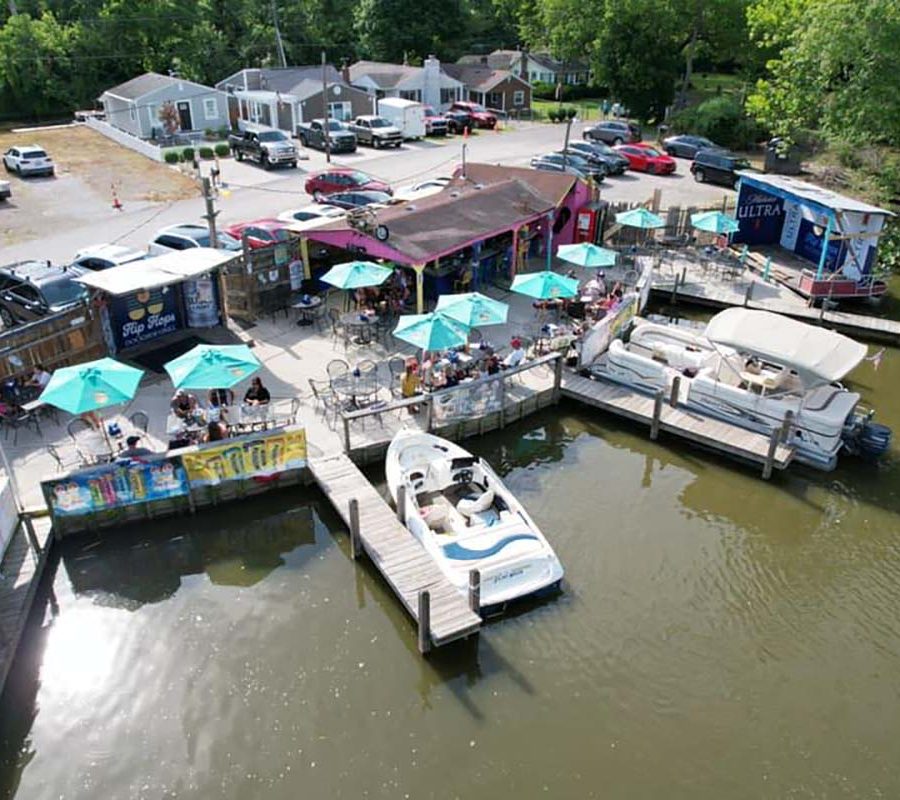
[[0, 304, 107, 381], [222, 238, 304, 322], [602, 197, 737, 247]]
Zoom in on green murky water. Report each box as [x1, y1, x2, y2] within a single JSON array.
[[1, 329, 898, 800]]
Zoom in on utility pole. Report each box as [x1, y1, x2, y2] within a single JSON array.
[[271, 0, 287, 68], [461, 142, 467, 178], [562, 116, 573, 170], [201, 177, 219, 249], [322, 50, 331, 164]]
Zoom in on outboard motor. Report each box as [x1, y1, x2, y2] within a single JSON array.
[[843, 410, 893, 459]]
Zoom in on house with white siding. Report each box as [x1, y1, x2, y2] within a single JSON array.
[[99, 73, 229, 139], [347, 57, 466, 109]]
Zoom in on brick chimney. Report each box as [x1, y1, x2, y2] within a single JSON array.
[[341, 59, 350, 84], [520, 49, 528, 81]]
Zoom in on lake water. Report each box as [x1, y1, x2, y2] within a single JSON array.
[[1, 339, 899, 799]]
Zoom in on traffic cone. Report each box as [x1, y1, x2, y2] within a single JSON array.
[[495, 119, 502, 133], [111, 184, 123, 211], [463, 126, 469, 140]]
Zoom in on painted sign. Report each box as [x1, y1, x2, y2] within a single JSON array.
[[431, 377, 504, 426], [109, 286, 181, 350], [579, 293, 638, 368], [46, 457, 189, 516], [733, 186, 785, 245], [184, 277, 220, 328], [181, 428, 307, 486]]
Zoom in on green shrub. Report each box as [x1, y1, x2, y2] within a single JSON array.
[[214, 143, 230, 157], [181, 146, 195, 163], [566, 107, 577, 120], [670, 96, 765, 150], [203, 127, 216, 140], [199, 146, 214, 159], [218, 125, 231, 139], [163, 151, 180, 164], [548, 108, 561, 123]]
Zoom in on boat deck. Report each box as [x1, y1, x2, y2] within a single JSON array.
[[560, 371, 794, 475], [308, 453, 481, 650]]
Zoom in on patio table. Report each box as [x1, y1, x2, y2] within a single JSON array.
[[340, 312, 379, 345], [331, 372, 381, 407], [293, 295, 323, 327]]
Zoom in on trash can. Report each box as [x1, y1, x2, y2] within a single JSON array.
[[764, 137, 802, 175]]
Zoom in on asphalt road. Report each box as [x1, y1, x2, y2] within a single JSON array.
[[3, 121, 735, 264]]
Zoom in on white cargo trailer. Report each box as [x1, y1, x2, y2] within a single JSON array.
[[377, 98, 426, 140]]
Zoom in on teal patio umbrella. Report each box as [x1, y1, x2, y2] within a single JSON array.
[[39, 357, 143, 415], [556, 243, 618, 269], [690, 210, 740, 235], [164, 344, 261, 390], [435, 292, 508, 327], [615, 207, 665, 229], [393, 312, 470, 351], [510, 271, 580, 300], [320, 260, 392, 290]]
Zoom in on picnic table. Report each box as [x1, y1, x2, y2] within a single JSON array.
[[340, 312, 379, 344]]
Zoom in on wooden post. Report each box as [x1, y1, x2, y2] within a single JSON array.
[[744, 281, 753, 307], [552, 354, 564, 402], [669, 272, 680, 304], [348, 497, 361, 559], [413, 262, 426, 314], [669, 375, 681, 408], [21, 515, 41, 558], [468, 569, 481, 614], [396, 484, 406, 524], [498, 376, 507, 428], [417, 590, 431, 654], [762, 427, 780, 480], [300, 235, 312, 280], [650, 390, 663, 440], [510, 225, 520, 278], [780, 410, 794, 443], [422, 396, 433, 432], [342, 412, 351, 453]]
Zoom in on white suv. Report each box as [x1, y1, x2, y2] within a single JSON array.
[[3, 145, 54, 177], [69, 244, 148, 274], [148, 224, 242, 255]]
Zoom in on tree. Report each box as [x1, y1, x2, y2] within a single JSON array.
[[747, 0, 900, 145], [354, 0, 467, 62], [158, 100, 180, 135]]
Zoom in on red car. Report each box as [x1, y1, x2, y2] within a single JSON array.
[[224, 219, 291, 249], [449, 101, 497, 129], [304, 169, 392, 199], [613, 143, 676, 174]]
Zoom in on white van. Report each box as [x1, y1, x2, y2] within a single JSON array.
[[377, 98, 426, 140]]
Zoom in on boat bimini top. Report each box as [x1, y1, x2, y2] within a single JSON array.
[[704, 308, 867, 385]]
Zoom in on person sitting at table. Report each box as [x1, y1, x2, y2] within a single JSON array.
[[400, 363, 421, 412], [442, 366, 460, 388], [582, 273, 606, 301], [26, 364, 52, 390], [171, 389, 198, 420], [208, 387, 234, 408], [611, 282, 624, 300], [205, 419, 228, 442], [485, 354, 501, 375], [118, 435, 154, 459], [501, 338, 526, 369], [243, 376, 271, 405]]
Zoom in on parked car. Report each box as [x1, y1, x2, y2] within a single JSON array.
[[395, 177, 451, 201], [422, 106, 449, 136], [320, 191, 395, 210], [662, 134, 722, 159], [304, 169, 392, 198], [224, 219, 292, 249], [449, 101, 497, 129], [348, 116, 403, 149], [549, 152, 607, 181], [148, 224, 242, 255], [3, 145, 54, 177], [297, 119, 357, 153], [690, 149, 751, 189], [0, 179, 10, 201], [529, 154, 592, 181], [228, 129, 298, 169], [276, 203, 346, 224], [444, 110, 473, 134], [69, 244, 147, 274], [0, 261, 88, 328], [613, 144, 676, 174], [583, 121, 641, 146], [565, 141, 630, 175]]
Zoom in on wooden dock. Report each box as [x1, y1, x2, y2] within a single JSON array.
[[560, 372, 794, 476], [308, 453, 481, 652]]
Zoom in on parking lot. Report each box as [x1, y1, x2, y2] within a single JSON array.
[[1, 120, 736, 264]]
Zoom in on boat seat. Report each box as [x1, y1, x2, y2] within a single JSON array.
[[420, 503, 450, 531], [457, 486, 496, 518]]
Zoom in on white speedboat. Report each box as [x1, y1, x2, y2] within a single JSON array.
[[590, 307, 890, 470], [385, 431, 564, 611]]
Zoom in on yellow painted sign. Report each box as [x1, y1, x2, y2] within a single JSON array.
[[181, 428, 307, 486]]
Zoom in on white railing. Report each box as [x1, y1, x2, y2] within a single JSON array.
[[83, 117, 164, 162], [0, 475, 17, 558]]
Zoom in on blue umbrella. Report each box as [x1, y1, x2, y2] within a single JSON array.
[[556, 243, 618, 268], [393, 312, 470, 351], [435, 292, 508, 327], [39, 357, 143, 415], [615, 207, 665, 229], [690, 210, 739, 234], [164, 344, 261, 390], [320, 260, 392, 289], [510, 271, 580, 300]]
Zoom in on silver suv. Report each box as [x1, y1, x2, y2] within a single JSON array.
[[148, 224, 242, 255], [583, 121, 642, 146]]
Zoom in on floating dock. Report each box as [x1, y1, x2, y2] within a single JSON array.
[[560, 371, 794, 477], [309, 453, 481, 652]]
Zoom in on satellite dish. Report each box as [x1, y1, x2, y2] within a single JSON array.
[[375, 225, 390, 242]]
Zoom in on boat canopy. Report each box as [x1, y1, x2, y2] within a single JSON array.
[[704, 308, 867, 383]]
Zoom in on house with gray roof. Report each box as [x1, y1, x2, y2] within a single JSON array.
[[457, 50, 591, 86], [347, 57, 466, 109], [216, 66, 373, 133], [100, 72, 229, 139], [442, 64, 531, 114]]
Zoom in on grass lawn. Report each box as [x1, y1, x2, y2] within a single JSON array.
[[686, 73, 747, 106], [532, 97, 607, 122]]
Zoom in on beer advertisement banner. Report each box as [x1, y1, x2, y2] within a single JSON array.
[[181, 428, 308, 487], [431, 378, 504, 426], [46, 457, 189, 517]]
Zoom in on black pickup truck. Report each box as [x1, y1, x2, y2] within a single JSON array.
[[228, 129, 298, 169], [297, 119, 357, 153]]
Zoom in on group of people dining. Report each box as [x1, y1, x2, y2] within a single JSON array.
[[354, 270, 412, 317], [532, 271, 627, 322]]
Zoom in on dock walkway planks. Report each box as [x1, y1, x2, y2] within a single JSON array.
[[561, 372, 793, 471], [308, 453, 481, 648]]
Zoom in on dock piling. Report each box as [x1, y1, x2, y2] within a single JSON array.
[[396, 485, 406, 524], [417, 590, 432, 654], [743, 282, 754, 307], [468, 569, 481, 614], [650, 390, 664, 440], [780, 410, 795, 443], [762, 428, 780, 480], [552, 354, 564, 401], [348, 497, 361, 560], [669, 376, 681, 408]]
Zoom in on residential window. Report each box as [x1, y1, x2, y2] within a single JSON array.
[[250, 101, 261, 122], [399, 90, 421, 102], [487, 92, 502, 109], [529, 71, 538, 83], [440, 88, 455, 105], [328, 101, 352, 121], [513, 90, 525, 107], [203, 97, 218, 120]]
